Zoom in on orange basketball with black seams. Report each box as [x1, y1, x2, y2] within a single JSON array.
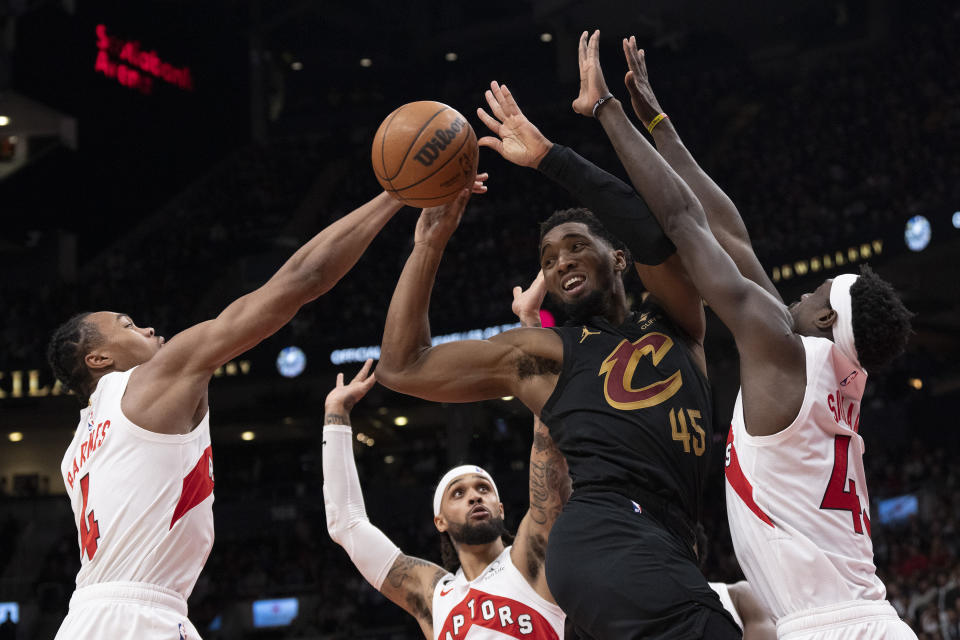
[[371, 101, 479, 207]]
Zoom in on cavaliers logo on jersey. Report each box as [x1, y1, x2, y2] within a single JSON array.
[[598, 332, 683, 410]]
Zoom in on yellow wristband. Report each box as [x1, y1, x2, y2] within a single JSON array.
[[647, 113, 668, 134]]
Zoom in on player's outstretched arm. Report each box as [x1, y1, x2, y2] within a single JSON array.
[[727, 581, 776, 640], [123, 192, 404, 433], [578, 31, 805, 433], [508, 274, 571, 602], [621, 41, 781, 302], [376, 190, 561, 415], [478, 81, 704, 347], [321, 361, 445, 638]]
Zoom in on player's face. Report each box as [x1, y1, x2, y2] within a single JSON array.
[[540, 222, 624, 314], [787, 279, 835, 336], [435, 474, 505, 544], [87, 311, 165, 371]]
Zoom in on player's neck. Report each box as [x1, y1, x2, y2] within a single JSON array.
[[456, 538, 505, 581]]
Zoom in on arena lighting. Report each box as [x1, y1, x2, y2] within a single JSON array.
[[501, 396, 515, 401], [394, 416, 408, 427], [330, 322, 522, 365], [356, 433, 367, 442], [240, 431, 255, 441], [359, 58, 372, 67], [953, 211, 960, 229], [366, 438, 375, 447], [904, 215, 932, 252], [291, 61, 303, 71], [540, 33, 554, 42], [445, 52, 458, 62], [908, 378, 923, 390], [770, 239, 883, 283], [0, 116, 9, 126], [8, 432, 23, 442], [276, 346, 306, 378], [384, 455, 395, 464]]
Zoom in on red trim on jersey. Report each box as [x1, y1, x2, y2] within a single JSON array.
[[724, 428, 775, 528], [437, 588, 559, 640], [170, 445, 214, 529]]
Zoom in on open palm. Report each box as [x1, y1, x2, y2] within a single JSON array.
[[476, 81, 552, 169]]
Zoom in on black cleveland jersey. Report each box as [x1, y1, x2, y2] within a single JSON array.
[[539, 300, 713, 525]]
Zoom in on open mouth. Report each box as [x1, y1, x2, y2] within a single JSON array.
[[469, 506, 491, 520], [562, 274, 586, 295]]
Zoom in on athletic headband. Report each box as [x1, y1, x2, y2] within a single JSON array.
[[433, 465, 499, 516], [829, 273, 863, 371]]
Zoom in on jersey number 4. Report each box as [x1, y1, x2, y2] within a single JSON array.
[[79, 473, 101, 560], [819, 435, 871, 536]]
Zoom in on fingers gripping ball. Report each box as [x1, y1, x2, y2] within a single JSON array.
[[372, 101, 479, 207]]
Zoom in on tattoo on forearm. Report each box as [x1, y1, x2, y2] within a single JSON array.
[[384, 555, 443, 623], [324, 413, 351, 426], [516, 354, 561, 380]]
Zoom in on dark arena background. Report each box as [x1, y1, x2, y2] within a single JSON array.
[[1, 0, 958, 638]]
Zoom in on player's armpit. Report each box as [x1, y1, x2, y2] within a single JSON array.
[[634, 253, 706, 346], [380, 554, 448, 626]]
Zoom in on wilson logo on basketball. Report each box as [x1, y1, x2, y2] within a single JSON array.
[[413, 117, 467, 167]]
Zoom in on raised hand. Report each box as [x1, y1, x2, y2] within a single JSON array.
[[472, 171, 490, 195], [511, 271, 547, 328], [572, 30, 613, 118], [477, 81, 553, 168], [325, 358, 376, 414], [622, 36, 664, 127], [414, 187, 472, 248]]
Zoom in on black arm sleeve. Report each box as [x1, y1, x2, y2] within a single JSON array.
[[537, 143, 676, 265]]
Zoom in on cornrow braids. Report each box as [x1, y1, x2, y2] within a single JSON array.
[[46, 313, 104, 404], [849, 265, 913, 372], [539, 208, 633, 266]]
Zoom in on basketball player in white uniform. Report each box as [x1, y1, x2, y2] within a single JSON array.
[[577, 31, 914, 639], [323, 279, 568, 640], [46, 179, 485, 639]]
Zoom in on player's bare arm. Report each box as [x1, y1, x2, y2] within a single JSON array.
[[505, 273, 571, 602], [579, 30, 805, 435], [478, 79, 706, 361], [727, 581, 776, 640], [376, 189, 561, 415], [119, 192, 406, 434], [622, 40, 780, 302], [322, 360, 445, 639]]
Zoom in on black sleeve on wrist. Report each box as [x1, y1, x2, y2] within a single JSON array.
[[537, 143, 676, 266]]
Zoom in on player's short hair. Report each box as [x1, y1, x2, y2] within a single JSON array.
[[439, 530, 515, 573], [849, 265, 912, 371], [47, 312, 104, 403], [539, 208, 632, 265]]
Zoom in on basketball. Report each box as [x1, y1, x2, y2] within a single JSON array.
[[371, 101, 479, 207]]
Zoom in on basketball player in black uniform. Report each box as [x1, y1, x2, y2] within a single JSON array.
[[377, 80, 742, 638]]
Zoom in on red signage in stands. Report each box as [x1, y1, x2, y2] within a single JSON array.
[[94, 24, 194, 95]]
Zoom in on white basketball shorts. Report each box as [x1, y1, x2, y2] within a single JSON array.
[[54, 581, 202, 640], [777, 600, 916, 640]]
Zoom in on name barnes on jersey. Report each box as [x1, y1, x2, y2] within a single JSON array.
[[66, 402, 111, 490]]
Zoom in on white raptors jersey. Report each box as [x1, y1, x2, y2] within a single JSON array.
[[432, 547, 564, 640], [724, 335, 885, 620], [59, 368, 215, 600]]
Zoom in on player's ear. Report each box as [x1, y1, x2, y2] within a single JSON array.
[[613, 249, 627, 273], [815, 307, 837, 331], [85, 349, 114, 372], [434, 513, 447, 533]]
